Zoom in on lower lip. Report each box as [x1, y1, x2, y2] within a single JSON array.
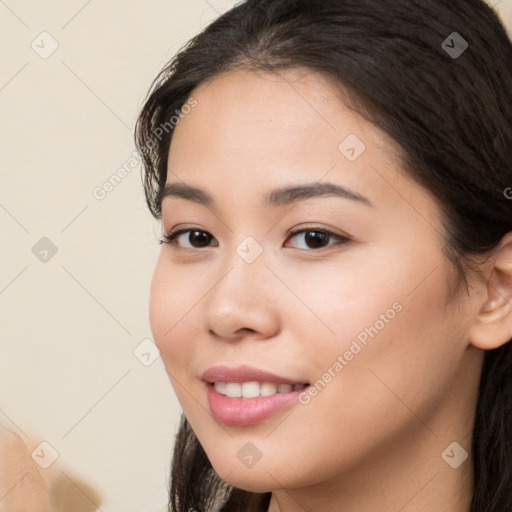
[[205, 383, 307, 426]]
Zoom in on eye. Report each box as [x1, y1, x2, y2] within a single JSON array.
[[160, 227, 350, 251], [159, 228, 217, 249], [285, 228, 350, 250]]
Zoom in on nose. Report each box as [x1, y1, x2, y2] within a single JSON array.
[[201, 247, 281, 341]]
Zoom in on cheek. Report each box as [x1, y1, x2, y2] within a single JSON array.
[[276, 258, 400, 363], [306, 262, 463, 439], [286, 249, 462, 422], [149, 258, 201, 376]]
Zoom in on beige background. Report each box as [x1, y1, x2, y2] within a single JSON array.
[[0, 1, 511, 511]]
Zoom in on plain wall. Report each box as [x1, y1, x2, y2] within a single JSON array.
[[0, 1, 511, 510]]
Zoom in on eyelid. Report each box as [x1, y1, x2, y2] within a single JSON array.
[[285, 224, 350, 240]]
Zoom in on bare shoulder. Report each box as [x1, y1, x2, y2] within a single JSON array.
[[0, 426, 53, 512]]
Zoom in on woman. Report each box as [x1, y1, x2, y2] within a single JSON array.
[[135, 0, 512, 510]]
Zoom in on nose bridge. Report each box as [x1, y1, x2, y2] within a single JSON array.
[[212, 235, 269, 305], [202, 235, 279, 338]]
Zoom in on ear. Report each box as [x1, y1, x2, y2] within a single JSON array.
[[468, 232, 512, 350]]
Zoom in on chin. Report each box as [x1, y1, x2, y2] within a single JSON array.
[[218, 471, 275, 494]]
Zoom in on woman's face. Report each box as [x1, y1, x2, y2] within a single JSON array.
[[149, 68, 482, 493]]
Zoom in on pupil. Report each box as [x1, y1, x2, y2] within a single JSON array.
[[306, 231, 327, 248], [190, 231, 211, 247]]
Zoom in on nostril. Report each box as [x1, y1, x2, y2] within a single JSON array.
[[238, 328, 257, 335]]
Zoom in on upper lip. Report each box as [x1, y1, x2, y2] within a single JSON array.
[[201, 364, 309, 385]]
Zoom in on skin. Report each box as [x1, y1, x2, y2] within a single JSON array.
[[0, 427, 102, 512], [0, 427, 53, 512], [149, 68, 512, 512]]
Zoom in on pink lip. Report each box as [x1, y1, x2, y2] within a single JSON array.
[[205, 383, 307, 426], [201, 365, 310, 426], [201, 364, 307, 385]]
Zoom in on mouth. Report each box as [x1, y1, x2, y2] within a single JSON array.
[[201, 365, 311, 426], [205, 382, 310, 426], [210, 381, 309, 398]]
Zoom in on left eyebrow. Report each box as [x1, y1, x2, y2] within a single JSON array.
[[159, 181, 374, 208]]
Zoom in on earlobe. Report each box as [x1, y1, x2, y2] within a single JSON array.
[[468, 232, 512, 351]]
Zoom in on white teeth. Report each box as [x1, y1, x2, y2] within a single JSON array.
[[214, 382, 226, 394], [260, 382, 277, 396], [213, 381, 306, 398], [241, 381, 260, 398], [225, 383, 242, 398]]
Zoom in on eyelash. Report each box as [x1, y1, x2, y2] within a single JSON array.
[[159, 227, 350, 251]]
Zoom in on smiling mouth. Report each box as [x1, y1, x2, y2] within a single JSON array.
[[205, 380, 312, 426], [209, 381, 310, 398]]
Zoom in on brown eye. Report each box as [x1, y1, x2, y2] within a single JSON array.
[[160, 229, 217, 248], [286, 229, 350, 250]]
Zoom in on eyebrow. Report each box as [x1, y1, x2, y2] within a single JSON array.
[[159, 181, 374, 208]]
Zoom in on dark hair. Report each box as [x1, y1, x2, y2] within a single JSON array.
[[135, 0, 512, 510]]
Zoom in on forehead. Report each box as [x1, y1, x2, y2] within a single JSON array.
[[168, 68, 396, 180], [164, 68, 441, 230]]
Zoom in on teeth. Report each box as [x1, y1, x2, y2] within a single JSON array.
[[213, 381, 306, 398], [260, 382, 277, 396], [225, 383, 241, 398], [214, 382, 226, 394], [241, 381, 260, 398]]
